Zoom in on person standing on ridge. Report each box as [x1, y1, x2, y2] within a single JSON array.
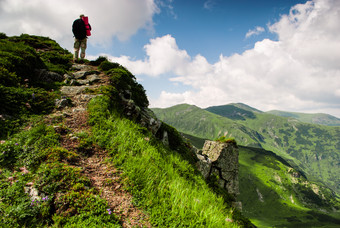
[[72, 14, 91, 62]]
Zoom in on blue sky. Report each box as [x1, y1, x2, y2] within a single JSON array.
[[90, 0, 306, 62], [1, 0, 340, 117]]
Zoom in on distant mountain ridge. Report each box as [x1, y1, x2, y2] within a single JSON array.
[[152, 103, 340, 196], [267, 110, 340, 126], [205, 103, 340, 126], [153, 104, 340, 227]]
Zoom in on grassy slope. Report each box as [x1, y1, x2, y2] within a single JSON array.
[[153, 105, 340, 227], [0, 34, 121, 227], [238, 146, 340, 228], [153, 104, 264, 148], [0, 34, 72, 138], [88, 96, 246, 227], [153, 104, 340, 195], [180, 133, 340, 227], [0, 34, 251, 227], [238, 112, 340, 194]]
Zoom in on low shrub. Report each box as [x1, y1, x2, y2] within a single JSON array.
[[91, 56, 110, 66], [216, 136, 238, 147], [108, 67, 149, 108], [98, 60, 120, 72]]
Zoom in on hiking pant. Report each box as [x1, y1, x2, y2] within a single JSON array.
[[74, 38, 87, 60]]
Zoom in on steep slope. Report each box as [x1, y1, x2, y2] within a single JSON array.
[[179, 133, 340, 227], [238, 111, 340, 193], [238, 146, 340, 228], [0, 34, 251, 227], [153, 104, 265, 148], [153, 104, 340, 195]]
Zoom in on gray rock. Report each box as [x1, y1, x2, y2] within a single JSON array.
[[73, 71, 87, 79], [55, 98, 71, 109], [72, 64, 92, 71], [77, 79, 90, 85], [63, 73, 74, 80], [87, 74, 101, 83], [140, 108, 162, 135], [197, 140, 239, 197], [35, 69, 63, 83], [60, 86, 92, 96]]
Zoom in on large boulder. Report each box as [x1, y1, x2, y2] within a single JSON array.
[[197, 140, 239, 197], [35, 69, 63, 83]]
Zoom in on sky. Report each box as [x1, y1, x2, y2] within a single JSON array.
[[1, 0, 340, 118]]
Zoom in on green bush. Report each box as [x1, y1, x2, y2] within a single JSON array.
[[8, 34, 72, 75], [98, 60, 120, 72], [0, 67, 19, 86], [216, 136, 238, 147], [0, 35, 69, 138], [0, 32, 7, 39], [91, 56, 110, 67], [0, 86, 56, 116], [108, 67, 149, 108], [0, 141, 22, 169], [0, 123, 60, 169], [0, 39, 45, 82]]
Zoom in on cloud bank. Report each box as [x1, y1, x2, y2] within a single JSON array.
[[109, 0, 340, 117], [1, 0, 339, 117], [0, 0, 159, 50]]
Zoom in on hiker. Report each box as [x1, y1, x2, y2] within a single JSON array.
[[72, 14, 91, 62]]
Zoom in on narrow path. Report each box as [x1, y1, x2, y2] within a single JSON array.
[[79, 150, 150, 227], [49, 63, 151, 227]]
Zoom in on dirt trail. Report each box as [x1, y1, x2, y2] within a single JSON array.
[[50, 63, 151, 227]]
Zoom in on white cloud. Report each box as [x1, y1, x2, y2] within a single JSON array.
[[110, 0, 340, 117], [204, 0, 217, 10], [0, 0, 159, 50], [2, 0, 339, 117], [110, 34, 191, 76], [245, 26, 265, 38]]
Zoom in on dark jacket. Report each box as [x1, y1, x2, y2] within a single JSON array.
[[72, 19, 91, 40]]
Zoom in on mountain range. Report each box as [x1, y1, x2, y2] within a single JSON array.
[[152, 103, 340, 226], [1, 33, 340, 227], [152, 103, 340, 194]]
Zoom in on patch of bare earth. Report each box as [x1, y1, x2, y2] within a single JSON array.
[[46, 63, 151, 227]]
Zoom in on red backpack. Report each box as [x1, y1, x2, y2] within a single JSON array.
[[82, 16, 91, 37]]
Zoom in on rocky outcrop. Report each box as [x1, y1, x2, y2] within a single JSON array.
[[35, 69, 63, 83], [196, 140, 239, 198]]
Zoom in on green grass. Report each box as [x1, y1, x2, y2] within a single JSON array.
[[88, 95, 244, 227], [0, 34, 73, 139], [178, 131, 340, 227], [0, 121, 121, 227], [152, 104, 340, 195], [237, 146, 340, 227]]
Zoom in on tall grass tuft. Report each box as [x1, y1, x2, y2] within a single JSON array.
[[88, 95, 240, 227]]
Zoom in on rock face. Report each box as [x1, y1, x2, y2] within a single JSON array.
[[197, 140, 239, 198], [35, 69, 63, 83]]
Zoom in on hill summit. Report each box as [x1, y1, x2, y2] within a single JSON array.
[[0, 34, 254, 227]]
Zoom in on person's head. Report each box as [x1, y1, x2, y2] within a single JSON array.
[[79, 14, 85, 18]]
